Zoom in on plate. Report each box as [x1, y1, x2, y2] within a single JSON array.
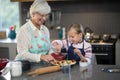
[[51, 60, 76, 66]]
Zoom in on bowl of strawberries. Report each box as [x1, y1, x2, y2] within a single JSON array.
[[0, 58, 9, 71], [51, 53, 66, 61]]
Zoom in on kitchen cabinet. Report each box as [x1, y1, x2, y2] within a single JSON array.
[[0, 38, 17, 60], [10, 0, 116, 2], [0, 47, 9, 59], [11, 0, 33, 2], [11, 0, 77, 2]]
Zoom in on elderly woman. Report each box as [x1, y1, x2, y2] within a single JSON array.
[[15, 0, 55, 62]]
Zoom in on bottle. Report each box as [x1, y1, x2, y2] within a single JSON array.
[[58, 27, 63, 39], [62, 27, 66, 39]]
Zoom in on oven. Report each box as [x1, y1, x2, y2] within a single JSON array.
[[91, 39, 116, 65]]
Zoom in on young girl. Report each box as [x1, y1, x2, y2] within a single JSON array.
[[50, 23, 92, 64]]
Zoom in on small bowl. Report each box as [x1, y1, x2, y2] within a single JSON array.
[[79, 61, 89, 67], [51, 53, 65, 61], [0, 58, 9, 71]]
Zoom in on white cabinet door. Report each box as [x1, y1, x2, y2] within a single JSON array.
[[0, 47, 9, 59]]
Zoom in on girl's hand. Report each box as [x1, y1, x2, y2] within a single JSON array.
[[74, 48, 82, 56], [80, 58, 88, 62], [41, 54, 55, 62], [74, 48, 87, 62]]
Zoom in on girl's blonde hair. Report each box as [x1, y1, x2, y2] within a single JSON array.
[[68, 23, 84, 35]]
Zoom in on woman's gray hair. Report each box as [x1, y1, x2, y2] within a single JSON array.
[[29, 0, 51, 17]]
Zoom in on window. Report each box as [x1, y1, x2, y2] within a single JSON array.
[[0, 0, 20, 31]]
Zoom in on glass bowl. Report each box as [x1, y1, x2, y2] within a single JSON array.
[[0, 58, 8, 71], [51, 53, 65, 61]]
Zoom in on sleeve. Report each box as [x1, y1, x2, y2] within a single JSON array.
[[49, 38, 72, 54], [15, 26, 41, 62], [84, 42, 92, 64]]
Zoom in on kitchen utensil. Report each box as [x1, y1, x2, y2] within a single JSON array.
[[92, 34, 100, 39], [51, 10, 61, 27], [0, 58, 8, 71], [102, 67, 120, 73], [102, 34, 110, 41], [27, 66, 61, 76], [84, 27, 94, 41], [111, 34, 117, 39]]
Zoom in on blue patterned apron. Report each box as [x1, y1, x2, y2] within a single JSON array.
[[67, 41, 85, 64], [29, 26, 50, 54], [16, 26, 50, 60]]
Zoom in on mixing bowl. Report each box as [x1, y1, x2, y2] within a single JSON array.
[[0, 58, 8, 71], [51, 53, 65, 61]]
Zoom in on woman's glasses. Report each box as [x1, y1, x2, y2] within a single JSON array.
[[36, 12, 49, 18]]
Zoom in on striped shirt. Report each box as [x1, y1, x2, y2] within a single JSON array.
[[50, 39, 92, 63]]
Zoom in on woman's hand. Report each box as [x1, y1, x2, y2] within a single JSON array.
[[40, 54, 55, 62]]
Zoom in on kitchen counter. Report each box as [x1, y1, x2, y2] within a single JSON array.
[[9, 63, 120, 80]]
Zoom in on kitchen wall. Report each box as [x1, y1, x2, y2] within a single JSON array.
[[20, 1, 120, 39]]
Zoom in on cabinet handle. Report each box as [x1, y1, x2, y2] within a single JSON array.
[[93, 53, 108, 56]]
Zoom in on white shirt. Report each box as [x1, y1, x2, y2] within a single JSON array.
[[15, 20, 50, 62]]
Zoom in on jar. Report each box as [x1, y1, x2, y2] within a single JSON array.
[[10, 61, 22, 77]]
